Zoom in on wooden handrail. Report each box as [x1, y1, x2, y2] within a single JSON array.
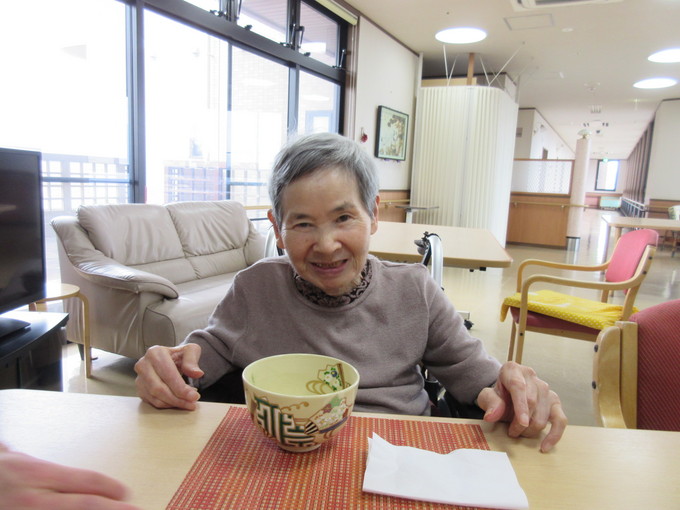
[[510, 201, 589, 208], [381, 199, 410, 208]]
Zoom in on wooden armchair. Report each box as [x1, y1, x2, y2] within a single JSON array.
[[501, 228, 658, 363], [668, 205, 680, 257], [592, 299, 680, 430]]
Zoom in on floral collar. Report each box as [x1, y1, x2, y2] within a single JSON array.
[[293, 261, 372, 307]]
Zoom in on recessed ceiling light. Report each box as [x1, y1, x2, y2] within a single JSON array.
[[633, 77, 678, 89], [435, 27, 487, 44], [648, 48, 680, 63]]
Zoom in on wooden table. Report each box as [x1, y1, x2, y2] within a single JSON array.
[[601, 214, 680, 263], [395, 205, 439, 223], [1, 389, 678, 510], [370, 221, 512, 271]]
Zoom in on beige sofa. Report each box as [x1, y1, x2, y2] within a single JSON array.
[[51, 200, 266, 359]]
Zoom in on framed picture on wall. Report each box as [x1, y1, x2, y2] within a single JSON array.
[[375, 106, 408, 161]]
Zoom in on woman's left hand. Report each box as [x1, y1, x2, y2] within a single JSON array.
[[476, 361, 568, 453]]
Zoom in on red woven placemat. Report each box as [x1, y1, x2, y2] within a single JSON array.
[[167, 407, 490, 510]]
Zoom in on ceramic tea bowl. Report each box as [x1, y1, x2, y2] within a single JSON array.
[[242, 353, 360, 452]]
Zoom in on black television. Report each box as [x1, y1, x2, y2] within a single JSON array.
[[0, 148, 46, 338]]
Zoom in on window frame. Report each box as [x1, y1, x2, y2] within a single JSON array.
[[133, 0, 347, 202], [595, 159, 620, 192]]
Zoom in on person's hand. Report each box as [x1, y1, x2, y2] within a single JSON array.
[[0, 444, 140, 510], [134, 343, 204, 410], [476, 361, 567, 453]]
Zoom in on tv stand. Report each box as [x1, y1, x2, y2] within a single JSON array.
[[0, 316, 31, 338], [0, 311, 68, 391]]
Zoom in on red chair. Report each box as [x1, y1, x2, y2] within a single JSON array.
[[501, 228, 658, 364], [592, 299, 680, 431]]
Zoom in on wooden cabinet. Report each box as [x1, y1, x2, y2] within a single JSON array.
[[506, 193, 570, 247]]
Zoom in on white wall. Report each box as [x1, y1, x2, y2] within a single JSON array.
[[353, 18, 419, 190], [646, 99, 680, 202], [514, 110, 534, 159], [514, 109, 574, 160]]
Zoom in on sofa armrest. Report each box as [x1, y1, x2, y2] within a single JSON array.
[[244, 222, 267, 266], [52, 215, 179, 298], [74, 257, 179, 298]]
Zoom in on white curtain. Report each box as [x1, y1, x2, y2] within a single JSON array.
[[410, 86, 518, 246]]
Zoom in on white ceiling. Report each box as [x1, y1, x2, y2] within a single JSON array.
[[342, 0, 680, 159]]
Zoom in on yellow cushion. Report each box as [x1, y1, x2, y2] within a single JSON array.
[[500, 289, 637, 330]]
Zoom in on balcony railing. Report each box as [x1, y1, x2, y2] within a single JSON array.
[[620, 197, 647, 218]]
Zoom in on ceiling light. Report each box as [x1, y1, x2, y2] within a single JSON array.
[[648, 48, 680, 63], [435, 27, 487, 44], [633, 78, 678, 89]]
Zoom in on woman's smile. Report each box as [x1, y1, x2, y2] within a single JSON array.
[[312, 260, 345, 270]]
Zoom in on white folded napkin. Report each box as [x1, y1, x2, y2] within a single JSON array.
[[362, 433, 528, 509]]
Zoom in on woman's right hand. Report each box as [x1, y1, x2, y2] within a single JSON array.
[[134, 343, 204, 410]]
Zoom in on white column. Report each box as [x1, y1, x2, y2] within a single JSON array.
[[566, 133, 591, 249]]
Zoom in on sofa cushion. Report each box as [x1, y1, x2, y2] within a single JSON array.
[[77, 203, 196, 284], [142, 273, 237, 348], [166, 201, 253, 279], [78, 204, 184, 264]]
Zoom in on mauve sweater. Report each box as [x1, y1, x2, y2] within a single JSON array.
[[183, 255, 501, 416]]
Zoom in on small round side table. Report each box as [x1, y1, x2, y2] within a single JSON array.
[[30, 282, 92, 378]]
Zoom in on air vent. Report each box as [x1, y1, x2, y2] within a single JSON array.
[[515, 0, 622, 9]]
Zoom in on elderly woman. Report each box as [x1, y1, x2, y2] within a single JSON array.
[[135, 132, 566, 452]]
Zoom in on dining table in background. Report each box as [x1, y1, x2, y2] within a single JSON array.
[[601, 214, 680, 263], [395, 204, 440, 224], [1, 389, 678, 510], [370, 221, 512, 271]]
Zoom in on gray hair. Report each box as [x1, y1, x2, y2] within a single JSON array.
[[268, 132, 379, 226]]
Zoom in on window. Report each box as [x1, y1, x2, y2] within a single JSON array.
[[145, 0, 345, 212], [0, 0, 346, 279], [184, 0, 220, 12], [297, 71, 340, 134], [229, 47, 289, 206], [238, 0, 288, 44], [0, 0, 129, 282], [238, 0, 343, 66], [299, 1, 340, 66], [144, 10, 230, 204], [595, 159, 619, 191]]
